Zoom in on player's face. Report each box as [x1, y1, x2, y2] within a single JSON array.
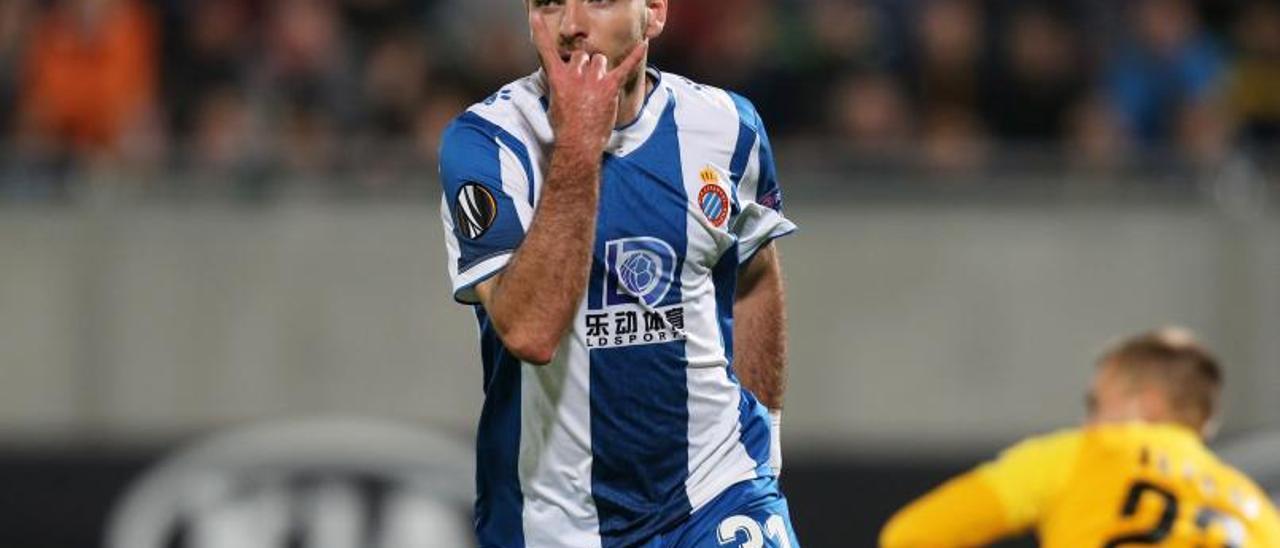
[[527, 0, 665, 73]]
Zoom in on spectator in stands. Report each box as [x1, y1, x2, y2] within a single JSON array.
[[783, 0, 898, 138], [260, 0, 355, 174], [906, 0, 986, 120], [1105, 0, 1227, 153], [361, 29, 429, 140], [1226, 0, 1280, 144], [983, 4, 1088, 145], [163, 0, 255, 141], [907, 0, 990, 172], [829, 71, 913, 158], [188, 85, 259, 179], [0, 1, 34, 140], [1067, 93, 1132, 172], [18, 0, 159, 162]]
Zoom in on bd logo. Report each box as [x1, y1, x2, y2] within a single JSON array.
[[605, 237, 677, 307]]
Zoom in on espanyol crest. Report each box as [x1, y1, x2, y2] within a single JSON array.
[[605, 237, 677, 307], [697, 166, 730, 228]]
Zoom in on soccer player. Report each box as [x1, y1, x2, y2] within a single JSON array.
[[436, 1, 799, 547], [880, 327, 1280, 547]]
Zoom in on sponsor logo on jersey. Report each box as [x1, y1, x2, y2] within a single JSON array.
[[605, 237, 677, 307], [584, 305, 686, 349], [454, 182, 498, 239], [587, 237, 685, 349]]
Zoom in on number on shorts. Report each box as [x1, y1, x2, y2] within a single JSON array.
[[717, 514, 792, 548]]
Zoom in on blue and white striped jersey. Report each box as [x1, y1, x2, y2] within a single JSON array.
[[438, 68, 797, 548]]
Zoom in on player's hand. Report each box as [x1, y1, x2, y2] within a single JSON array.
[[531, 13, 647, 154]]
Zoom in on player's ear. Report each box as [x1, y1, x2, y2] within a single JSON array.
[[1200, 412, 1221, 441], [643, 0, 667, 40]]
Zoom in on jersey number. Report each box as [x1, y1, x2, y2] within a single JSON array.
[[1104, 481, 1178, 546], [1104, 481, 1245, 548], [717, 514, 792, 548]]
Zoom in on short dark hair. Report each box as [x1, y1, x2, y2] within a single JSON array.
[[1097, 327, 1223, 429]]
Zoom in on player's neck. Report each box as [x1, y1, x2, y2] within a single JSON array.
[[614, 65, 653, 128]]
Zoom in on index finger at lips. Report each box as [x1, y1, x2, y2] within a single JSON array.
[[528, 12, 561, 71], [608, 39, 648, 83]]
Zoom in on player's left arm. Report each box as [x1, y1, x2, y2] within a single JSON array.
[[734, 241, 787, 411], [734, 240, 787, 475], [727, 93, 796, 476]]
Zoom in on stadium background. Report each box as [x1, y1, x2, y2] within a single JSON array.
[[1, 0, 1279, 546]]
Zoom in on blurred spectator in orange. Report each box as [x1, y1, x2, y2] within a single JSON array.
[[1105, 0, 1226, 153], [983, 4, 1088, 144], [1226, 0, 1280, 144], [18, 0, 158, 158]]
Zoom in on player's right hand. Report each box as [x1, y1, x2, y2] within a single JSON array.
[[530, 12, 647, 154]]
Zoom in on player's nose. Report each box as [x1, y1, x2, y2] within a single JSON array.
[[558, 0, 588, 39]]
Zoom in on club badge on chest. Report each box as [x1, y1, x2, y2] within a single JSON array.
[[697, 166, 730, 228]]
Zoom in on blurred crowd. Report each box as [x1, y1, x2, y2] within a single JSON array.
[[1, 0, 1279, 195]]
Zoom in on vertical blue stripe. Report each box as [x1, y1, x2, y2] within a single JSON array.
[[587, 97, 694, 546], [727, 93, 782, 208], [473, 307, 525, 547], [726, 92, 760, 219], [726, 94, 758, 191], [752, 113, 781, 206]]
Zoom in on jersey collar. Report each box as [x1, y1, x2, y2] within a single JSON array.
[[533, 66, 667, 158]]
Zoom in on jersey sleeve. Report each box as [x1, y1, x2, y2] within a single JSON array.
[[880, 429, 1082, 548], [975, 429, 1082, 531], [725, 93, 797, 264], [438, 111, 536, 304], [879, 469, 1015, 548]]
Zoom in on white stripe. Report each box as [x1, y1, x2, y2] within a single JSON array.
[[475, 73, 600, 547], [495, 137, 536, 231], [519, 329, 602, 547], [669, 77, 763, 512]]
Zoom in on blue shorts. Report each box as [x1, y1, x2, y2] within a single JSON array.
[[643, 477, 801, 548]]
